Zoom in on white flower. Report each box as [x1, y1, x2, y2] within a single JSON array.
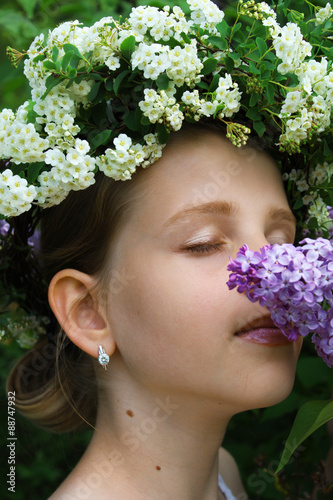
[[45, 148, 67, 167], [302, 194, 315, 205], [75, 139, 90, 154], [215, 74, 242, 118], [315, 3, 333, 25], [296, 179, 309, 192], [281, 91, 305, 115], [105, 54, 121, 71], [273, 23, 312, 75], [181, 90, 200, 106], [61, 114, 75, 130], [257, 3, 277, 19], [114, 134, 132, 151], [198, 100, 217, 117], [66, 148, 83, 165], [0, 170, 37, 217], [187, 0, 224, 33]]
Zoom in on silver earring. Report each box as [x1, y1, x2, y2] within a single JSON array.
[[98, 345, 109, 370]]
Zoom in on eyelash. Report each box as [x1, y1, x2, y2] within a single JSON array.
[[183, 243, 224, 254]]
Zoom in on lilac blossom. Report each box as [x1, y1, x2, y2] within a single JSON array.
[[0, 219, 40, 250], [227, 238, 333, 367], [0, 220, 10, 236]]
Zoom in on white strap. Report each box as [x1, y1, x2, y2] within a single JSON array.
[[218, 474, 237, 500]]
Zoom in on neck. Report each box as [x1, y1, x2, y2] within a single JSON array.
[[74, 360, 234, 500]]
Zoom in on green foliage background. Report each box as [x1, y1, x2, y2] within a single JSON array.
[[0, 0, 332, 499]]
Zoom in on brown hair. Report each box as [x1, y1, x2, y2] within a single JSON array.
[[6, 171, 147, 432], [6, 121, 260, 433]]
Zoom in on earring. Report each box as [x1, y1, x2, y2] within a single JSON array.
[[98, 345, 109, 370]]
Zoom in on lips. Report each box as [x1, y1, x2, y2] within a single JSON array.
[[235, 315, 292, 346]]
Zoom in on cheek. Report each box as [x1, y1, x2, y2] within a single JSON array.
[[107, 253, 236, 372]]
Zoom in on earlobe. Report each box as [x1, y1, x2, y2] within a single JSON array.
[[48, 269, 116, 360]]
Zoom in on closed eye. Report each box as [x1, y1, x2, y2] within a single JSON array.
[[181, 243, 224, 254]]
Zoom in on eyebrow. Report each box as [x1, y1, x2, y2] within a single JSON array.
[[162, 200, 297, 229], [268, 207, 297, 227]]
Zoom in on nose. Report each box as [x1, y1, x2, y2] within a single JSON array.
[[232, 232, 271, 259]]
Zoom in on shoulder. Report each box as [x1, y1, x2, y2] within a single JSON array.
[[218, 447, 249, 499]]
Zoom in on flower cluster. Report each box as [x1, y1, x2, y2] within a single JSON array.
[[0, 309, 50, 349], [315, 2, 333, 25], [258, 12, 333, 154], [282, 163, 333, 234], [227, 238, 333, 367], [96, 133, 163, 181], [132, 39, 203, 86], [0, 0, 332, 233]]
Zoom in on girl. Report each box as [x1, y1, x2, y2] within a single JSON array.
[[2, 1, 332, 497], [8, 125, 302, 499]]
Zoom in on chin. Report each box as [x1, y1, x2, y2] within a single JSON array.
[[246, 358, 299, 410], [235, 342, 302, 412]]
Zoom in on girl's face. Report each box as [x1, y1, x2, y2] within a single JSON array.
[[105, 132, 302, 414]]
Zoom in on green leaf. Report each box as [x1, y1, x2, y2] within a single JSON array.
[[263, 61, 277, 71], [33, 54, 44, 63], [42, 75, 62, 97], [308, 217, 319, 229], [293, 194, 304, 210], [87, 82, 102, 101], [180, 32, 191, 44], [323, 139, 331, 157], [55, 60, 62, 73], [15, 0, 38, 19], [156, 122, 169, 144], [249, 60, 260, 75], [90, 129, 112, 150], [277, 0, 291, 16], [201, 58, 218, 76], [246, 108, 261, 121], [113, 70, 130, 95], [156, 73, 171, 91], [63, 44, 84, 58], [120, 35, 136, 61], [217, 19, 228, 38], [88, 74, 104, 81], [256, 37, 267, 58], [124, 108, 142, 132], [266, 84, 275, 104], [52, 46, 59, 63], [207, 35, 227, 51], [208, 73, 221, 92], [253, 120, 266, 137], [276, 400, 333, 473], [25, 100, 37, 124], [225, 56, 234, 73], [43, 60, 56, 71], [249, 93, 260, 107], [67, 67, 78, 79], [105, 79, 113, 92], [61, 52, 76, 72], [140, 115, 151, 126], [27, 162, 43, 183], [231, 22, 242, 37]]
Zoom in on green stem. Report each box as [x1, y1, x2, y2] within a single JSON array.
[[268, 80, 289, 91], [228, 14, 241, 47]]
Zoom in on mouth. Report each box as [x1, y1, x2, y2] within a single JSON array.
[[235, 316, 292, 346]]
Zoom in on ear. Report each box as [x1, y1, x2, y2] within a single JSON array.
[[48, 269, 116, 360]]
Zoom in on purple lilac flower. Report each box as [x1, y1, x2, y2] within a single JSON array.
[[227, 238, 333, 367], [0, 219, 40, 250], [0, 220, 10, 236], [328, 206, 333, 242]]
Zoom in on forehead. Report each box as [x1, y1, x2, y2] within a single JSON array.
[[132, 131, 287, 214]]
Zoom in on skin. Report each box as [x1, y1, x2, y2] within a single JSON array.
[[48, 131, 302, 500]]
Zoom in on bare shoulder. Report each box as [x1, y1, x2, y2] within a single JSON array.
[[218, 447, 249, 499]]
